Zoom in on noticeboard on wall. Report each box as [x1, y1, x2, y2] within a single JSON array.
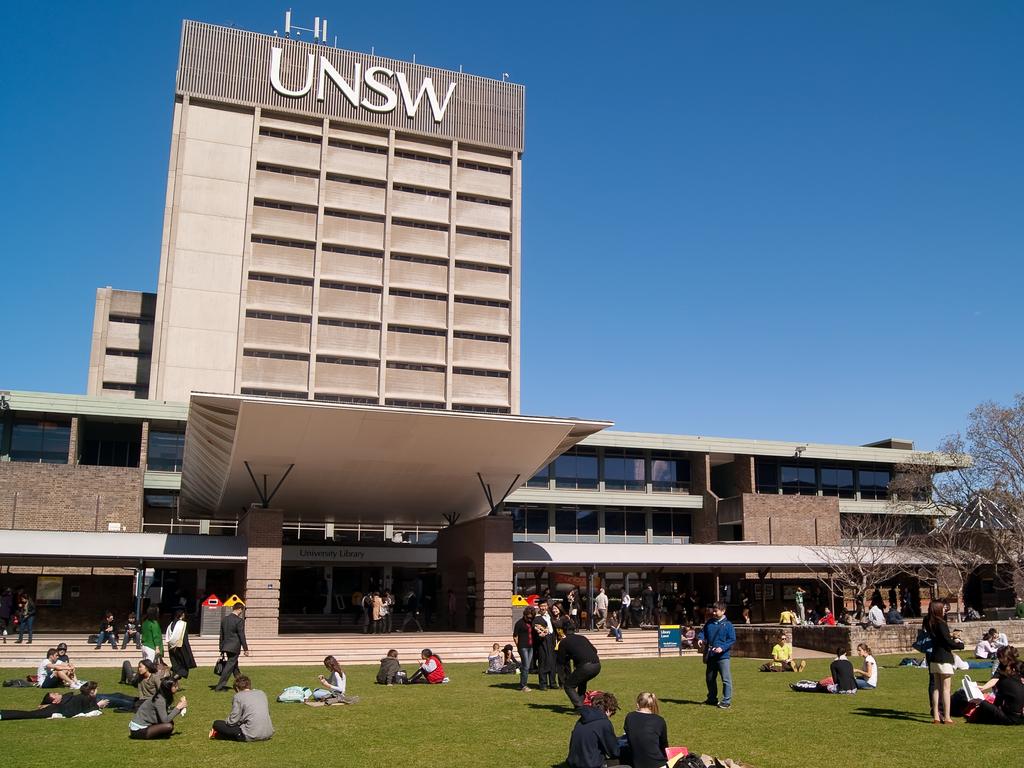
[[36, 576, 63, 607]]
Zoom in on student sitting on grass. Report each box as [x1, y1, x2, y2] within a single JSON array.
[[408, 648, 447, 684], [566, 691, 620, 768], [376, 649, 404, 685], [760, 632, 805, 672], [36, 648, 77, 689], [312, 655, 346, 700], [827, 648, 858, 693], [209, 675, 274, 741], [854, 643, 878, 689], [128, 678, 186, 739], [486, 643, 504, 673], [485, 644, 519, 674], [621, 692, 669, 768], [0, 681, 107, 721]]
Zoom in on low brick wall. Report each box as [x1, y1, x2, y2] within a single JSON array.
[[735, 620, 1024, 657]]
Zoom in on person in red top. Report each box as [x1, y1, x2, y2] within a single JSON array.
[[408, 649, 446, 684], [818, 608, 837, 626]]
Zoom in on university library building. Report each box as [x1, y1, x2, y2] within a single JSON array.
[[0, 20, 960, 638]]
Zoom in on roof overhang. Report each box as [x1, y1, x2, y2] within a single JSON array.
[[0, 531, 247, 568], [512, 542, 924, 571], [180, 393, 610, 525]]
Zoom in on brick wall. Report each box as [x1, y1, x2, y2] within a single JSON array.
[[0, 463, 144, 533], [739, 493, 841, 545], [790, 620, 1024, 656]]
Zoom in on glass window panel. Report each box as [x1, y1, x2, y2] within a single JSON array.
[[605, 510, 625, 536], [673, 514, 692, 538], [625, 511, 646, 536], [11, 419, 70, 463], [605, 450, 645, 491], [555, 507, 577, 534], [527, 464, 550, 488], [526, 507, 549, 534], [510, 506, 526, 534], [799, 467, 816, 485], [755, 460, 778, 493], [652, 456, 690, 491], [576, 509, 598, 536], [148, 431, 186, 472], [652, 512, 672, 537], [554, 448, 599, 490]]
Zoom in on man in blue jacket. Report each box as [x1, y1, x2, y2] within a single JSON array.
[[698, 601, 736, 709]]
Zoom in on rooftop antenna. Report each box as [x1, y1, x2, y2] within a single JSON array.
[[282, 10, 328, 43]]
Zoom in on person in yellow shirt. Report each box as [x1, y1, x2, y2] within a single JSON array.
[[779, 607, 797, 625], [760, 632, 805, 672]]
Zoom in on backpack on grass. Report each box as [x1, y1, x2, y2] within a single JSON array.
[[277, 686, 312, 703]]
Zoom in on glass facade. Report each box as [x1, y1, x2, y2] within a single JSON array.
[[9, 418, 70, 463]]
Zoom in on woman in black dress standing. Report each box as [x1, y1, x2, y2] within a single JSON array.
[[923, 600, 963, 724]]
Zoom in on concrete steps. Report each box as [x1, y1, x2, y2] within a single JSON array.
[[0, 630, 681, 669]]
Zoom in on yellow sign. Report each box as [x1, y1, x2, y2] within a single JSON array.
[[223, 594, 245, 607]]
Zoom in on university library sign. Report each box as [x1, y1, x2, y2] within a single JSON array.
[[176, 20, 525, 151], [282, 545, 437, 566]]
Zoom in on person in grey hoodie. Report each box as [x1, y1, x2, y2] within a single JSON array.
[[209, 675, 274, 741]]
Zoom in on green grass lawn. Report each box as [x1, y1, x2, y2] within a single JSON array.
[[0, 655, 1013, 767]]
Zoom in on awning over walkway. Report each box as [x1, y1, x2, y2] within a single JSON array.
[[180, 394, 610, 525], [0, 530, 248, 568], [512, 542, 918, 572]]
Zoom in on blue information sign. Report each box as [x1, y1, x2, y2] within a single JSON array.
[[658, 625, 682, 656]]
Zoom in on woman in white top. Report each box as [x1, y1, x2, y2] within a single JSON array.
[[313, 655, 346, 700], [854, 643, 878, 689], [976, 629, 999, 659]]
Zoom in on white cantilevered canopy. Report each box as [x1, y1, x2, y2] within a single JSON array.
[[180, 393, 610, 525], [512, 542, 923, 572], [0, 531, 248, 568]]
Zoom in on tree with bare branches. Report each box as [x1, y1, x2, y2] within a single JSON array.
[[892, 393, 1024, 602], [809, 514, 912, 617]]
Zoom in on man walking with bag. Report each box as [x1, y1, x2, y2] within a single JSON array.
[[698, 601, 736, 709], [213, 602, 249, 691]]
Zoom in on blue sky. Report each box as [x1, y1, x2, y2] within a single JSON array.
[[1, 2, 1021, 450]]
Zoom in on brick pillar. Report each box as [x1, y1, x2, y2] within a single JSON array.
[[690, 452, 717, 543], [139, 421, 150, 468], [237, 505, 283, 638], [68, 417, 80, 465], [436, 515, 513, 636]]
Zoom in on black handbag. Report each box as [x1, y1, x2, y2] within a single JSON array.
[[214, 656, 225, 676]]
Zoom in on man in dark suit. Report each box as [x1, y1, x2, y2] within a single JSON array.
[[214, 603, 249, 691]]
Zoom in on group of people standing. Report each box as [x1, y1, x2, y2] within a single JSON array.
[[512, 599, 603, 709]]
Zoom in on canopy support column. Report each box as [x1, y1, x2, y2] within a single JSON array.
[[238, 504, 283, 637]]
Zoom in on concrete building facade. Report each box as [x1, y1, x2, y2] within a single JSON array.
[[121, 21, 524, 413]]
